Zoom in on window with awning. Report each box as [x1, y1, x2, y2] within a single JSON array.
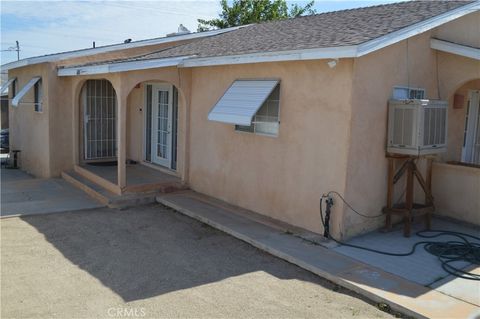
[[12, 76, 41, 107], [0, 77, 16, 95], [208, 80, 279, 124]]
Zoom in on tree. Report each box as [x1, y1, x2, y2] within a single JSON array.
[[197, 0, 316, 32]]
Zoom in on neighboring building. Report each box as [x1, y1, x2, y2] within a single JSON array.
[[1, 1, 479, 240], [1, 73, 9, 129]]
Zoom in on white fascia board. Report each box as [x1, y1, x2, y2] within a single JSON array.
[[357, 1, 480, 56], [180, 1, 479, 68], [180, 46, 358, 67], [12, 76, 41, 107], [2, 26, 244, 71], [431, 38, 480, 60], [0, 78, 16, 94], [57, 56, 192, 76]]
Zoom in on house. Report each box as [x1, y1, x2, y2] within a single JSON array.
[[1, 1, 479, 240]]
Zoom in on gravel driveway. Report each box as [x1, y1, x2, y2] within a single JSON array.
[[1, 204, 393, 318]]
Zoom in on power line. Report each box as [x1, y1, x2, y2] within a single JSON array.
[[1, 41, 20, 60]]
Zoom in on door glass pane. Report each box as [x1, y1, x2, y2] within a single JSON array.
[[156, 90, 169, 159]]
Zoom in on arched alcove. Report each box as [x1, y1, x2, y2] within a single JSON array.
[[78, 79, 118, 163]]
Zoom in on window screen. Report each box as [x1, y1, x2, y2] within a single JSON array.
[[236, 85, 280, 136], [34, 80, 42, 112], [393, 87, 425, 100]]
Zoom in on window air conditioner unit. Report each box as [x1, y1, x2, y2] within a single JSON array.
[[387, 99, 448, 156]]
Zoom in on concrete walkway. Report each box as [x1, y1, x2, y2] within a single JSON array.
[[157, 191, 480, 319], [1, 169, 104, 217]]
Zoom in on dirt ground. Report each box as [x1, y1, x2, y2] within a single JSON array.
[[1, 204, 394, 318]]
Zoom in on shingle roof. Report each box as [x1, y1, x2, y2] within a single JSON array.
[[130, 0, 473, 61]]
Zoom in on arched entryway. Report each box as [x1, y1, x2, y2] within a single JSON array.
[[451, 79, 480, 165], [80, 79, 117, 163], [445, 78, 480, 164], [126, 80, 182, 171]]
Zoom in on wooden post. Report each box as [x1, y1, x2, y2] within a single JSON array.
[[425, 158, 433, 229], [404, 160, 414, 237], [385, 157, 394, 231]]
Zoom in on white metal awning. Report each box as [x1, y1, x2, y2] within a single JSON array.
[[12, 76, 41, 107], [208, 80, 279, 125], [0, 78, 16, 95]]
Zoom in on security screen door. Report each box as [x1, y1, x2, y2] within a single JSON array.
[[83, 80, 117, 161], [150, 84, 173, 168]]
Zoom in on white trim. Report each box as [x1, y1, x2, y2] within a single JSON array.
[[0, 78, 16, 94], [58, 56, 192, 76], [431, 38, 480, 60], [181, 46, 358, 67], [461, 90, 480, 164], [180, 1, 479, 67], [47, 2, 480, 74], [1, 26, 244, 71], [356, 1, 480, 56], [12, 76, 41, 107]]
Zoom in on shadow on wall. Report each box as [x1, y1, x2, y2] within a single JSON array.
[[20, 205, 362, 302]]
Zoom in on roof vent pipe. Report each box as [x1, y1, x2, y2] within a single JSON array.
[[167, 24, 191, 37]]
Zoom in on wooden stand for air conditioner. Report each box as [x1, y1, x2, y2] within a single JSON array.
[[383, 154, 435, 237]]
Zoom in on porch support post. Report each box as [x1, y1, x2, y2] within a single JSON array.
[[117, 92, 127, 190]]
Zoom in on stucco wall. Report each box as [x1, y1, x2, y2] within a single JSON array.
[[6, 11, 478, 238], [432, 162, 480, 226], [433, 11, 480, 48], [188, 60, 354, 237], [8, 63, 53, 177], [343, 17, 480, 238]]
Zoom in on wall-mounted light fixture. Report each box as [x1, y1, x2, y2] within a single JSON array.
[[327, 59, 338, 69]]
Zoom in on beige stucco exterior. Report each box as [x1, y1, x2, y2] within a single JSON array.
[[6, 11, 480, 239]]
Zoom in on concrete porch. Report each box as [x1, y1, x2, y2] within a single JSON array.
[[62, 163, 187, 207]]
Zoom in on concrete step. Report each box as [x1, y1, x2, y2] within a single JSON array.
[[62, 170, 160, 209], [61, 170, 115, 205]]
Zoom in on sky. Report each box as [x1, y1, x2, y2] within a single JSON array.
[[1, 0, 405, 66]]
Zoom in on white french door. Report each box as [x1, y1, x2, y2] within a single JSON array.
[[462, 90, 480, 165], [150, 84, 173, 168]]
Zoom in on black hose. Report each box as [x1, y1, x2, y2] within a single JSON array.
[[320, 196, 480, 281]]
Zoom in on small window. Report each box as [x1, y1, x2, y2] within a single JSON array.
[[236, 85, 280, 136], [393, 86, 425, 100], [11, 79, 16, 98], [34, 80, 42, 112]]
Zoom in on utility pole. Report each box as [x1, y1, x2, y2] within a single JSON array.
[[1, 41, 20, 59]]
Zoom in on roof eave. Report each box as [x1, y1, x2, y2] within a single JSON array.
[[2, 26, 244, 71], [180, 45, 358, 67], [431, 38, 480, 60], [54, 0, 480, 75], [356, 0, 480, 56], [57, 56, 193, 76]]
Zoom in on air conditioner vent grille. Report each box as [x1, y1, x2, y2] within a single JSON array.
[[393, 108, 414, 146], [387, 99, 448, 156], [423, 107, 447, 146]]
